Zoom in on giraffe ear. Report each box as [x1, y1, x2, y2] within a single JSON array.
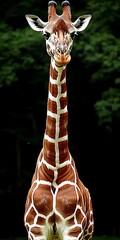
[[72, 15, 92, 32], [25, 15, 48, 31]]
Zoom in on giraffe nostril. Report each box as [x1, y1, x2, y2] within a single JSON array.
[[56, 45, 67, 55]]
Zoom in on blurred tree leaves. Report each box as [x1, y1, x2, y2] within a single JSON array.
[[0, 23, 49, 86], [71, 0, 120, 130], [0, 21, 49, 149], [95, 87, 120, 128]]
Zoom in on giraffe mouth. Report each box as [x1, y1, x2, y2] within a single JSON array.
[[54, 53, 71, 65]]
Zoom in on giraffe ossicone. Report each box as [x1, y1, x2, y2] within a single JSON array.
[[24, 1, 94, 240]]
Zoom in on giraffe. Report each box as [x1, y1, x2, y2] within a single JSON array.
[[24, 1, 94, 240]]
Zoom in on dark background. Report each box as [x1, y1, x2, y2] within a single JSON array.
[[0, 0, 120, 238]]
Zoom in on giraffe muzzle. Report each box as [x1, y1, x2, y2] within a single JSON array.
[[54, 52, 71, 66]]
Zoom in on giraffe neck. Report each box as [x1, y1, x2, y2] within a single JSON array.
[[43, 59, 70, 167]]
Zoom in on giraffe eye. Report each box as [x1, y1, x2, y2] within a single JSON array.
[[43, 31, 50, 40], [71, 32, 78, 40]]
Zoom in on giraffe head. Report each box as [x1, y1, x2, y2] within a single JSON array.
[[25, 1, 91, 66]]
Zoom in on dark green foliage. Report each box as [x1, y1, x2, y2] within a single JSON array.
[[0, 23, 49, 86]]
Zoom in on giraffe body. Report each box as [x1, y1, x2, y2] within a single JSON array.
[[24, 2, 94, 240]]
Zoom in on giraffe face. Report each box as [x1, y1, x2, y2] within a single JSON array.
[[44, 18, 74, 66], [25, 1, 92, 66]]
